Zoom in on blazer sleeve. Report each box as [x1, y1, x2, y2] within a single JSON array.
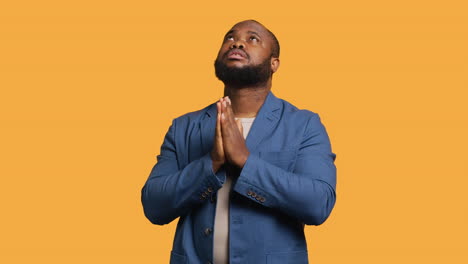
[[232, 113, 337, 225], [141, 119, 225, 225]]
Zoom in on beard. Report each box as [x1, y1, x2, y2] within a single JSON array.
[[214, 57, 272, 87]]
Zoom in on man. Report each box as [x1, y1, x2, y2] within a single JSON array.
[[141, 20, 337, 264]]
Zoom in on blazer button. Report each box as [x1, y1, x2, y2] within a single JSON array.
[[207, 187, 213, 192], [251, 192, 257, 198], [260, 197, 266, 203], [204, 227, 212, 236], [247, 190, 253, 196], [202, 193, 207, 198], [256, 196, 261, 201]]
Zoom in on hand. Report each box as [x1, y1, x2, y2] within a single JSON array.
[[220, 97, 250, 168], [210, 98, 225, 172]]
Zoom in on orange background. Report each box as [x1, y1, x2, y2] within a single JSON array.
[[1, 1, 467, 263]]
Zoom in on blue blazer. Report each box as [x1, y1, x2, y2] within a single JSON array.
[[141, 91, 337, 264]]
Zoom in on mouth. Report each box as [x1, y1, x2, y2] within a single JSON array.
[[226, 49, 248, 60]]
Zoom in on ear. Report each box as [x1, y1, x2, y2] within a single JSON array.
[[270, 57, 280, 73]]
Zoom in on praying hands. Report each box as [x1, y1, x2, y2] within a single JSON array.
[[210, 96, 250, 172]]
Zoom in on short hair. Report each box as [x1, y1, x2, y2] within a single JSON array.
[[236, 20, 280, 58], [267, 28, 280, 58]]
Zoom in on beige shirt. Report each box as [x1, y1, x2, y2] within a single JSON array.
[[213, 117, 256, 264]]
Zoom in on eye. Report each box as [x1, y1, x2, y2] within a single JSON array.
[[249, 36, 258, 41], [226, 35, 234, 41]]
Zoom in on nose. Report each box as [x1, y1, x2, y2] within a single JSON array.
[[230, 40, 245, 49]]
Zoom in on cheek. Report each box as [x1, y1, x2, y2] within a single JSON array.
[[215, 51, 224, 61], [251, 51, 270, 64], [217, 46, 229, 59]]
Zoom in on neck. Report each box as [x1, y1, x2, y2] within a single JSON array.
[[223, 80, 271, 118]]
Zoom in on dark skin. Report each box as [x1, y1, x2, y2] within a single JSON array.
[[211, 21, 280, 172]]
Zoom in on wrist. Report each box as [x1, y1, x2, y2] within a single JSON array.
[[236, 151, 250, 168], [212, 160, 223, 173]]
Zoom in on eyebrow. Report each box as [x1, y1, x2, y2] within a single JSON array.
[[247, 31, 261, 38], [224, 29, 262, 38]]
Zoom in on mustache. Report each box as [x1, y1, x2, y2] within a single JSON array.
[[223, 48, 250, 60]]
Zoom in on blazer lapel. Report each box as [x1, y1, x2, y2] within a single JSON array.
[[244, 91, 282, 152], [199, 102, 217, 156]]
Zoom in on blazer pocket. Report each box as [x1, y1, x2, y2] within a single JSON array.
[[170, 251, 187, 264], [266, 250, 308, 264], [259, 150, 297, 171]]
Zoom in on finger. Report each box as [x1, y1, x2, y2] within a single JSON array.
[[216, 102, 221, 134], [221, 97, 231, 118], [221, 97, 239, 138], [221, 101, 234, 129], [235, 119, 243, 134], [218, 98, 223, 118], [221, 100, 228, 120], [217, 111, 224, 152], [225, 97, 236, 122], [220, 101, 229, 131], [216, 102, 224, 153], [219, 98, 224, 110]]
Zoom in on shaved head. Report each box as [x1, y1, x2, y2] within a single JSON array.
[[231, 20, 280, 58]]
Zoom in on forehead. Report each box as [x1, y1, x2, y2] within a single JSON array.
[[227, 21, 269, 37]]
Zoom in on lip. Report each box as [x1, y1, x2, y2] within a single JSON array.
[[226, 49, 248, 60]]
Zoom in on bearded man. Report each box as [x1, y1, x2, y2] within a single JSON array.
[[141, 20, 337, 264]]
